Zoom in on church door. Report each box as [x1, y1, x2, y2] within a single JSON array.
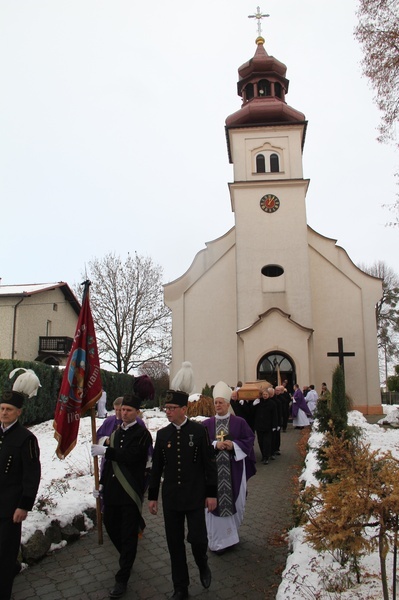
[[257, 352, 296, 393]]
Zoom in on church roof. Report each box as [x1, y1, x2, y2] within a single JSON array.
[[237, 39, 288, 87], [225, 37, 306, 128]]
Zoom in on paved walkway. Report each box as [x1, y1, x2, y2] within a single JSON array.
[[12, 426, 304, 600]]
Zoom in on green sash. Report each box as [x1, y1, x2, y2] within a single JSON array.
[[109, 430, 143, 514]]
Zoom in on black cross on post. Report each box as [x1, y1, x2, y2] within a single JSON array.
[[327, 337, 355, 377]]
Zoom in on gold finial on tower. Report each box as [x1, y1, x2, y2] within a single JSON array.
[[248, 6, 269, 44]]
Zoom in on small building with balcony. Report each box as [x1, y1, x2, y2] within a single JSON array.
[[0, 282, 80, 366]]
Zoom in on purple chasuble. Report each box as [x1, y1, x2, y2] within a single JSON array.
[[292, 389, 313, 419], [203, 414, 256, 517], [96, 415, 122, 441]]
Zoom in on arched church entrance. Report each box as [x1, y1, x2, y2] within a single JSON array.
[[257, 352, 296, 393]]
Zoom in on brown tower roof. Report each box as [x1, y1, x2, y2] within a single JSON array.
[[226, 37, 305, 128]]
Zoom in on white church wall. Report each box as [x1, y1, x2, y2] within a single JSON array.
[[237, 308, 312, 384], [183, 246, 237, 390], [164, 229, 236, 382], [164, 233, 238, 391], [308, 235, 382, 413], [228, 124, 305, 181], [231, 179, 313, 330]]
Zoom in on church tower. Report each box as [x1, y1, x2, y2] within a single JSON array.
[[222, 29, 318, 390], [226, 34, 312, 335], [164, 20, 382, 413]]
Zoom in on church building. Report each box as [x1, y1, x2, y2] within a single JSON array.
[[164, 31, 382, 414]]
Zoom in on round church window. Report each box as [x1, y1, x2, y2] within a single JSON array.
[[261, 264, 284, 277]]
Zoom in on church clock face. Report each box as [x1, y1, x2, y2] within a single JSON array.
[[260, 194, 280, 213]]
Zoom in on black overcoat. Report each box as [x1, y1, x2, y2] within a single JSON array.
[[0, 421, 41, 518]]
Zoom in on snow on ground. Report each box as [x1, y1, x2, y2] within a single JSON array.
[[276, 405, 399, 600], [21, 404, 399, 598], [21, 408, 169, 544]]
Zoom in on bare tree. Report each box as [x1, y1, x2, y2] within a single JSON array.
[[359, 260, 399, 382], [138, 360, 169, 381], [138, 360, 170, 404], [83, 253, 171, 373], [355, 1, 399, 225], [355, 0, 399, 146]]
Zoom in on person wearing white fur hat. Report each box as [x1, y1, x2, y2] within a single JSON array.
[[202, 381, 256, 554]]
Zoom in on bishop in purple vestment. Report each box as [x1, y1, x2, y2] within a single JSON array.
[[203, 381, 256, 553]]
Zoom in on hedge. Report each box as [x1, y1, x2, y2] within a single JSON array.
[[0, 359, 134, 426]]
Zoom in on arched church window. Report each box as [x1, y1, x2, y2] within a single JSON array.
[[270, 153, 280, 172], [258, 79, 271, 97], [245, 83, 254, 101], [261, 264, 284, 277], [256, 154, 266, 173], [257, 352, 296, 389], [274, 82, 283, 98]]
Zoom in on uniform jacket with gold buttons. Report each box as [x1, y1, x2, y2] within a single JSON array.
[[0, 421, 41, 518], [148, 419, 217, 511]]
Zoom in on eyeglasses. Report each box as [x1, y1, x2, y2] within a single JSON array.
[[165, 405, 180, 412]]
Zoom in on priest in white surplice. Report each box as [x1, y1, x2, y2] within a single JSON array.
[[203, 381, 256, 554]]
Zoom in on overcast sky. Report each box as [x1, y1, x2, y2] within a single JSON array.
[[1, 0, 398, 292]]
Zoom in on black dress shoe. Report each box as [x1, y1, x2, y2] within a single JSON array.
[[109, 582, 127, 598], [169, 589, 188, 600], [199, 563, 212, 588]]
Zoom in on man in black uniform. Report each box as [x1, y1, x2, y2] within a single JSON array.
[[148, 390, 218, 600], [253, 388, 278, 464], [0, 390, 41, 600], [91, 394, 152, 599]]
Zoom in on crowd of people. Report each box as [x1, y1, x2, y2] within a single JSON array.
[[230, 380, 324, 462], [0, 376, 325, 600]]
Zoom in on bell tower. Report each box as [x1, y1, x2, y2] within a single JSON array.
[[225, 22, 312, 334]]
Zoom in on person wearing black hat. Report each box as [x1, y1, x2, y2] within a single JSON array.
[[0, 390, 41, 600], [148, 389, 218, 600], [91, 393, 152, 599]]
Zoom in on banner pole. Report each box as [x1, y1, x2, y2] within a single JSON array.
[[91, 407, 103, 545]]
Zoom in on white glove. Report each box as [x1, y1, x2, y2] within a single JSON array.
[[91, 444, 107, 457], [253, 398, 260, 406], [239, 400, 244, 405], [92, 484, 103, 498]]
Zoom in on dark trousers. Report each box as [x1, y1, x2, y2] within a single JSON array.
[[103, 504, 140, 585], [282, 405, 290, 431], [163, 506, 208, 591], [0, 517, 21, 600], [272, 428, 281, 454], [256, 429, 273, 460]]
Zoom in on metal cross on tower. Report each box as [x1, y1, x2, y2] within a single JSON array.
[[248, 6, 270, 38]]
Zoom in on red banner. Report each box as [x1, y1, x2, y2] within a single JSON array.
[[54, 284, 102, 459]]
